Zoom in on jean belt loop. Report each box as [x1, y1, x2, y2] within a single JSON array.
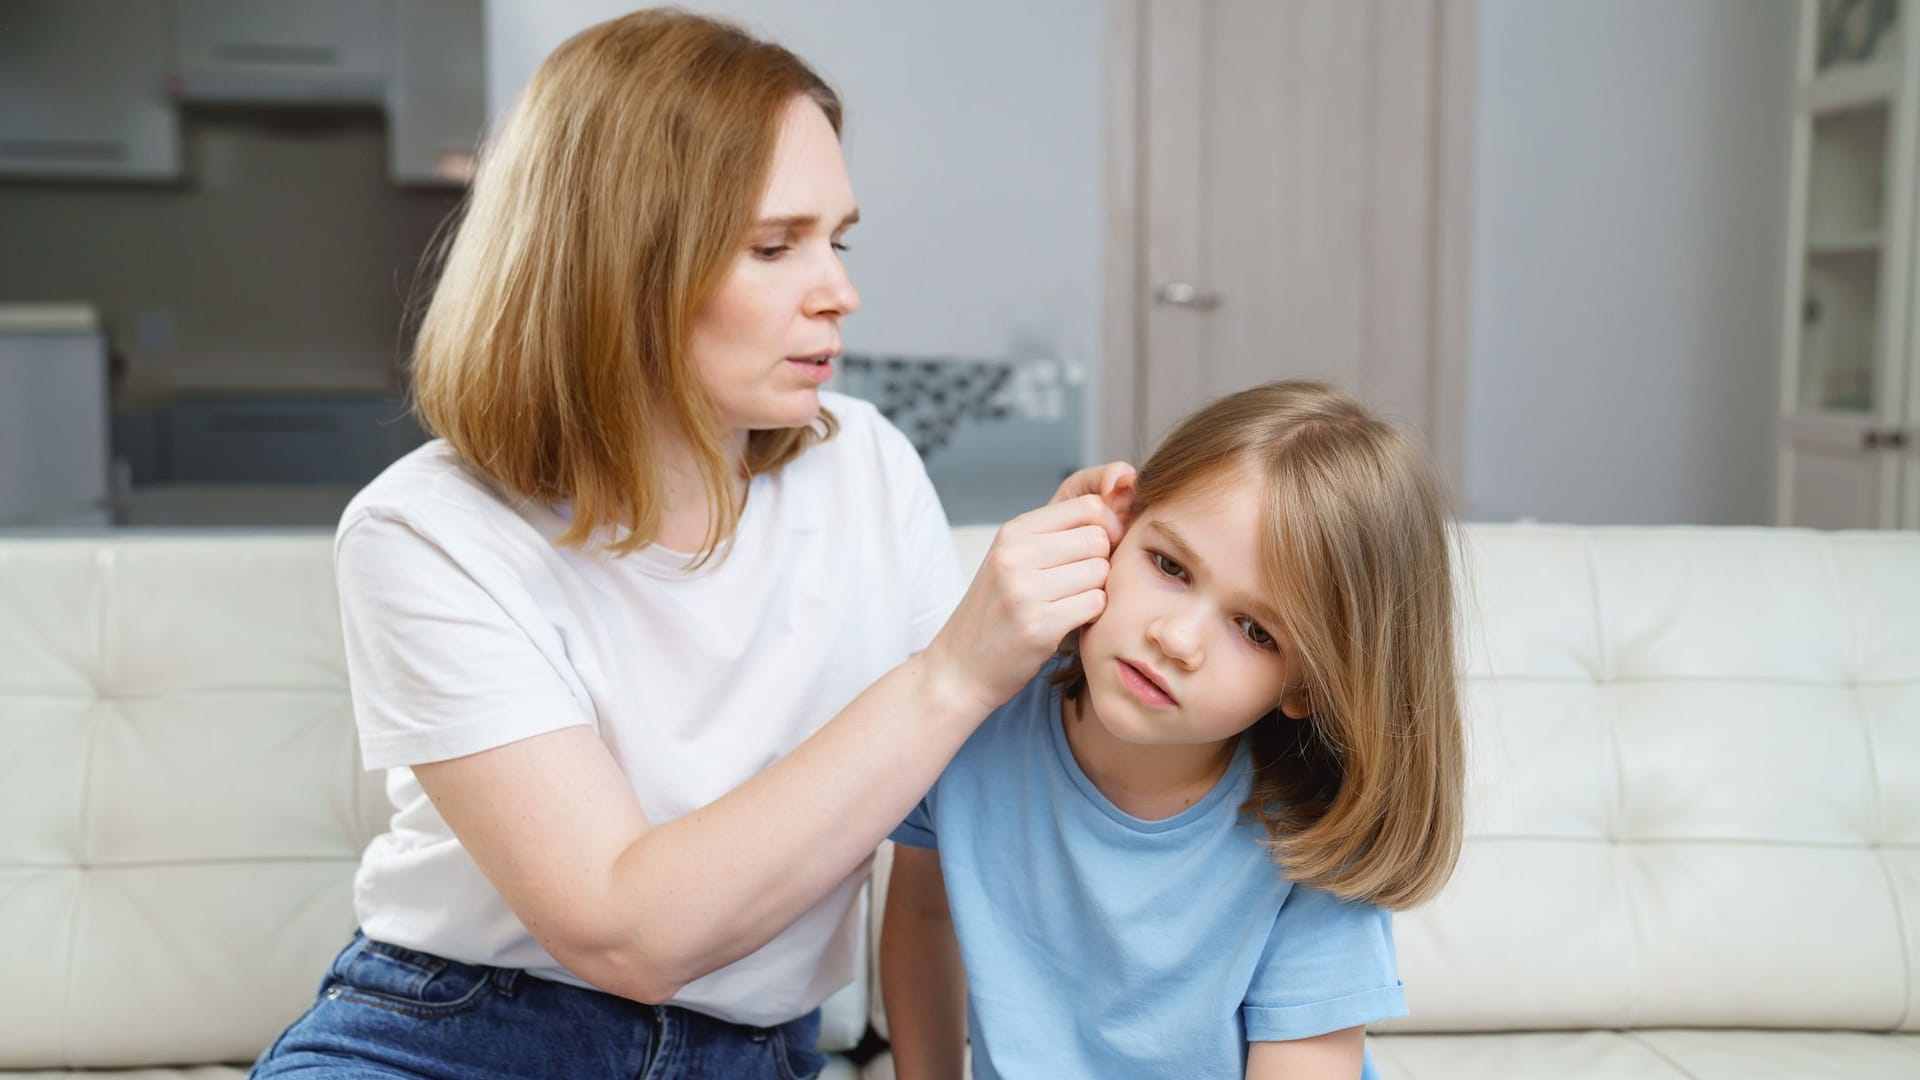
[[488, 966, 523, 997]]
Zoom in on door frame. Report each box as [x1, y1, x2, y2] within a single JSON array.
[[1099, 0, 1477, 505]]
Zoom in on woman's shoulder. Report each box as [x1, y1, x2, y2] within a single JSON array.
[[337, 440, 544, 553]]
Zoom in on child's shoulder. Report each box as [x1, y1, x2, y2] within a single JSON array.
[[998, 659, 1071, 728], [960, 662, 1067, 757]]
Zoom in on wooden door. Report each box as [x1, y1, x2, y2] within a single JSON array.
[[1108, 0, 1472, 488]]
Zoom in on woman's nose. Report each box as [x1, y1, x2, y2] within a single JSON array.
[[805, 251, 860, 318]]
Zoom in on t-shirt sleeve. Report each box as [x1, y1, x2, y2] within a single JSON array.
[[336, 512, 595, 770], [873, 412, 964, 651], [888, 795, 939, 850], [1242, 883, 1407, 1043]]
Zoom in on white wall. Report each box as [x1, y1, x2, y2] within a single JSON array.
[[1466, 0, 1796, 524], [483, 1, 1105, 417]]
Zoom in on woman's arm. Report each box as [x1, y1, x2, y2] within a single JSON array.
[[881, 845, 968, 1080], [412, 492, 1123, 1004], [1245, 1028, 1365, 1080]]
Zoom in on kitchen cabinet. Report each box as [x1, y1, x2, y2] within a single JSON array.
[[1, 0, 482, 187], [172, 0, 482, 184], [165, 396, 428, 485], [0, 0, 181, 181], [388, 0, 485, 186], [171, 0, 390, 105]]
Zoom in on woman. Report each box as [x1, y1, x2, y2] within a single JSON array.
[[252, 9, 1128, 1079]]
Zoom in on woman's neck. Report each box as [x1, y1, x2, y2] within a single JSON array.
[[1060, 692, 1239, 821], [652, 428, 749, 553]]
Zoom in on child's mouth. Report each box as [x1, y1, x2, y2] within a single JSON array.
[[1117, 659, 1175, 707]]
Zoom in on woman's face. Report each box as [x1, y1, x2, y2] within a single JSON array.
[[688, 95, 861, 435]]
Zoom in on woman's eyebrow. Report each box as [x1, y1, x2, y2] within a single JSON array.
[[754, 209, 861, 230]]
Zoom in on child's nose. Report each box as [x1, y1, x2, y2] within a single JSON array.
[[1148, 610, 1205, 668]]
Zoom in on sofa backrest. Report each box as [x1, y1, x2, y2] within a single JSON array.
[[2, 524, 1916, 1069], [1389, 526, 1920, 1033], [0, 535, 378, 1069]]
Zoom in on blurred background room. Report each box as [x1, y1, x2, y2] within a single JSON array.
[[1, 0, 1914, 533]]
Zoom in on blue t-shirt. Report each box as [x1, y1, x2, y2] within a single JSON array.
[[891, 668, 1406, 1079]]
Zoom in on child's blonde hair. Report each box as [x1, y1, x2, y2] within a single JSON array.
[[409, 9, 842, 561], [1062, 380, 1464, 908]]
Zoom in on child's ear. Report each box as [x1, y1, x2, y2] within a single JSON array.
[[1106, 472, 1136, 523], [1279, 684, 1313, 721]]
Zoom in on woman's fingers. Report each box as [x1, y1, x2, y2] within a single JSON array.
[[1051, 461, 1137, 510], [1004, 524, 1113, 572], [1037, 556, 1110, 602], [1057, 586, 1107, 628], [1008, 493, 1125, 551], [923, 491, 1125, 718]]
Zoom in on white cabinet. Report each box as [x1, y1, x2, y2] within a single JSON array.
[[0, 0, 181, 181], [1, 0, 481, 186], [1777, 0, 1920, 527], [388, 0, 485, 186], [0, 306, 111, 527], [171, 0, 390, 105], [171, 0, 482, 184]]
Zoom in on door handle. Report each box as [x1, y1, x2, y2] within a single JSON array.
[[1153, 281, 1222, 310], [1863, 429, 1911, 450]]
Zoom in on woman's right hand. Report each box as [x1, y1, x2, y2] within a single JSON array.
[[923, 493, 1124, 717]]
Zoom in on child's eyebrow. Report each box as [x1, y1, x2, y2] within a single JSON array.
[[1147, 520, 1285, 632]]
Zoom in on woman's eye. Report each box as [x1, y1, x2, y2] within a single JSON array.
[[1150, 552, 1188, 581], [1238, 617, 1276, 650], [752, 244, 791, 259], [831, 240, 851, 253]]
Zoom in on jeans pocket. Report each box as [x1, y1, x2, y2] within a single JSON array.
[[770, 1014, 827, 1080], [324, 936, 495, 1019]]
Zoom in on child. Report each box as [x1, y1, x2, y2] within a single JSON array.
[[882, 380, 1465, 1079]]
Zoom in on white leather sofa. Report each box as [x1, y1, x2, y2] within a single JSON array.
[[4, 524, 1918, 1078]]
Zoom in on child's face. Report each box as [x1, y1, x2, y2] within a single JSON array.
[[1077, 467, 1311, 748]]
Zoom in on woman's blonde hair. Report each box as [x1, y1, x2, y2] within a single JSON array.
[[1061, 380, 1464, 909], [409, 8, 842, 559]]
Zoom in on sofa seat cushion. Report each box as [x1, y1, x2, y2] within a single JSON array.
[[1371, 1030, 1920, 1079]]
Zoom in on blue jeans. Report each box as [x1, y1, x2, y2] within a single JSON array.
[[251, 932, 827, 1079]]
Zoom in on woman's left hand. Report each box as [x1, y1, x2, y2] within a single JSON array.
[[1053, 461, 1135, 518]]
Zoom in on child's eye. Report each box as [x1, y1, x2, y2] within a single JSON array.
[[1237, 617, 1277, 651], [1150, 551, 1188, 582]]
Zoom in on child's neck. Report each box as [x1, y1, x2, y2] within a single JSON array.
[[1060, 692, 1239, 821]]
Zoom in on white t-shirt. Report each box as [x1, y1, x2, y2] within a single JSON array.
[[335, 392, 964, 1026]]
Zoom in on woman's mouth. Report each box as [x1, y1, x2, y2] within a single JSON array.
[[787, 353, 835, 383]]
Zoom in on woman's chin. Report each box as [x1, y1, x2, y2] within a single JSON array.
[[724, 394, 822, 433]]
